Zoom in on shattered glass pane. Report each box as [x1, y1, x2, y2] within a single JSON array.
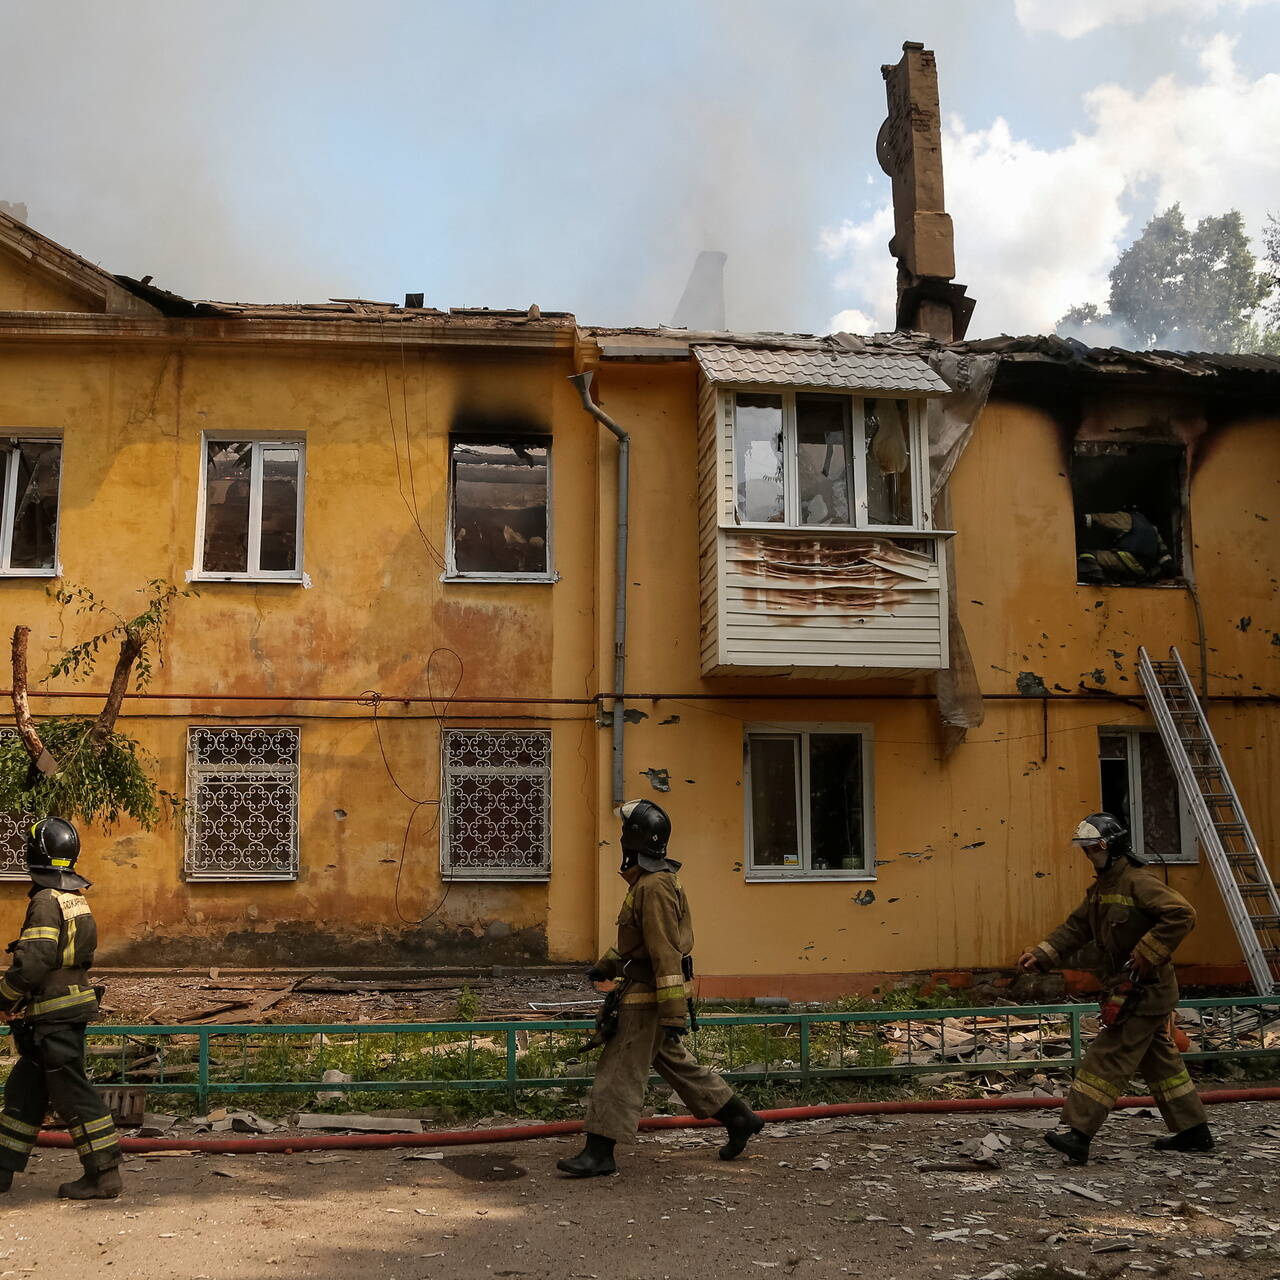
[[451, 440, 549, 575], [797, 395, 852, 525], [749, 735, 800, 867], [202, 441, 252, 573], [259, 446, 300, 571], [865, 398, 914, 526], [735, 394, 785, 523], [809, 734, 864, 871], [6, 440, 60, 570]]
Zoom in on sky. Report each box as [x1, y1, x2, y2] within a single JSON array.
[[1, 0, 1278, 339]]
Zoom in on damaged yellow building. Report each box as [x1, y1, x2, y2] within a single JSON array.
[[1, 201, 1277, 996]]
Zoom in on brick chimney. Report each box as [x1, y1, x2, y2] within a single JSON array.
[[878, 43, 974, 341]]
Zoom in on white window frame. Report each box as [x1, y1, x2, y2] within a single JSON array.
[[744, 722, 876, 882], [184, 725, 301, 882], [0, 727, 33, 879], [441, 728, 552, 881], [724, 389, 931, 534], [191, 436, 307, 583], [1099, 726, 1198, 865], [1, 435, 62, 577], [443, 436, 557, 584]]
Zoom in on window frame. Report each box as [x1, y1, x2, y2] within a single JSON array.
[[443, 435, 557, 584], [743, 722, 876, 883], [0, 727, 33, 879], [723, 388, 931, 534], [183, 724, 301, 882], [1, 435, 62, 578], [191, 435, 307, 584], [440, 727, 553, 881], [1098, 725, 1198, 865]]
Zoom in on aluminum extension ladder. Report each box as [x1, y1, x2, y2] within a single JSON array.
[[1137, 646, 1280, 994]]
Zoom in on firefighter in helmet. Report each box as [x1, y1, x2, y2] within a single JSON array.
[[1018, 813, 1212, 1164], [557, 799, 764, 1177], [0, 819, 121, 1199]]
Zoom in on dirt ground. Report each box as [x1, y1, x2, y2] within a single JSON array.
[[1, 1101, 1275, 1280]]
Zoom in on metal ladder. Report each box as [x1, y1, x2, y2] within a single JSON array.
[[1137, 646, 1280, 994]]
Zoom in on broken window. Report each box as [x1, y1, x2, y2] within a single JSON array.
[[1098, 728, 1197, 864], [730, 392, 924, 530], [441, 729, 551, 880], [198, 439, 304, 579], [1, 438, 61, 574], [185, 726, 300, 881], [1072, 443, 1183, 586], [447, 438, 551, 579], [0, 729, 33, 878], [745, 727, 872, 878]]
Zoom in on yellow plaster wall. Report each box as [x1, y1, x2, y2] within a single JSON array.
[[0, 249, 100, 314]]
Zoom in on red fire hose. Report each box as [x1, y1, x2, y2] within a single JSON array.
[[34, 1087, 1280, 1155]]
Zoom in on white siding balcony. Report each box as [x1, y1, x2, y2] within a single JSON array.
[[695, 345, 952, 678]]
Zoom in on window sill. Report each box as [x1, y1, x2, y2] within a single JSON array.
[[745, 870, 876, 883], [187, 571, 312, 587], [0, 568, 60, 580], [441, 572, 559, 585], [184, 873, 299, 883], [441, 872, 551, 883], [728, 522, 953, 539]]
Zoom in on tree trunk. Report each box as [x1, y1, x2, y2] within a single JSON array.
[[87, 630, 144, 753], [9, 625, 49, 765]]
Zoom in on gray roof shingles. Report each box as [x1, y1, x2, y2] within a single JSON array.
[[694, 344, 951, 394]]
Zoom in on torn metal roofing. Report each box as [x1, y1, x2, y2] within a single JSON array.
[[693, 343, 950, 394]]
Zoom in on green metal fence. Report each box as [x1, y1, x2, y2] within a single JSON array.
[[4, 996, 1276, 1113]]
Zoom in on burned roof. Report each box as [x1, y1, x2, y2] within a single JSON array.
[[694, 343, 949, 394]]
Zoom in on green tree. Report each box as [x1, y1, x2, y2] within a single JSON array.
[[1058, 204, 1274, 352]]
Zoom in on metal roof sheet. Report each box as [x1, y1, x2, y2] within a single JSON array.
[[694, 344, 950, 394]]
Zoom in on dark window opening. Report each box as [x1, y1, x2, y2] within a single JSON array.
[[449, 437, 550, 577], [1071, 442, 1184, 586], [1098, 729, 1195, 864]]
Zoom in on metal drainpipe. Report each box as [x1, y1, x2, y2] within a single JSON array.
[[568, 370, 629, 806]]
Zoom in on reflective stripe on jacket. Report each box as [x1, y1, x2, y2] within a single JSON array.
[[0, 888, 100, 1024]]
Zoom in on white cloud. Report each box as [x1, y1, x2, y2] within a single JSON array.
[[1014, 0, 1269, 40], [827, 307, 883, 336], [820, 36, 1280, 339]]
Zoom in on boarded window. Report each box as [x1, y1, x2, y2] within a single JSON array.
[[185, 726, 300, 880], [199, 440, 304, 578], [0, 728, 32, 879], [1072, 443, 1183, 585], [1, 439, 61, 574], [448, 439, 551, 577], [1098, 728, 1196, 864], [442, 729, 551, 879], [746, 728, 872, 877]]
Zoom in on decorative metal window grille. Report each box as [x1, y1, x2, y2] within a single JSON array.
[[442, 729, 551, 879], [0, 729, 31, 879], [185, 726, 300, 881]]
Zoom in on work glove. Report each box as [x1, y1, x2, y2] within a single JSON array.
[[662, 1026, 687, 1044], [1016, 950, 1043, 974], [1127, 951, 1155, 982], [586, 964, 610, 984]]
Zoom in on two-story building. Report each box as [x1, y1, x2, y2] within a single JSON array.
[[2, 200, 1277, 994]]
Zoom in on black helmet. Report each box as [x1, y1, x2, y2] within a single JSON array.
[[26, 818, 90, 891], [617, 799, 677, 873], [1072, 812, 1139, 864]]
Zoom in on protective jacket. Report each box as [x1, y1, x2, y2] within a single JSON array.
[[0, 887, 100, 1024], [592, 866, 693, 1030], [1031, 861, 1195, 1016], [1077, 511, 1176, 583]]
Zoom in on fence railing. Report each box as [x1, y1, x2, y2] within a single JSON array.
[[4, 996, 1276, 1113]]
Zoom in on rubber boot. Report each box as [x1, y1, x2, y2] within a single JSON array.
[[1153, 1122, 1214, 1154], [714, 1095, 765, 1161], [556, 1133, 616, 1178], [57, 1166, 122, 1200], [0, 1170, 12, 1194], [1044, 1127, 1091, 1165]]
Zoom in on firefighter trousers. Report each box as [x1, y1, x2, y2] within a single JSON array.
[[0, 1021, 121, 1174], [584, 999, 734, 1144], [1063, 1013, 1208, 1138]]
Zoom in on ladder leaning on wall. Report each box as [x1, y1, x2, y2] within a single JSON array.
[[1137, 645, 1280, 995]]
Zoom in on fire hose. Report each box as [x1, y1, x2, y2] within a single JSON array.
[[34, 1087, 1280, 1155]]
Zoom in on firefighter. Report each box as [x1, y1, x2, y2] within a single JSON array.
[[0, 818, 121, 1199], [1077, 510, 1176, 585], [1018, 813, 1212, 1165], [557, 799, 764, 1177]]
